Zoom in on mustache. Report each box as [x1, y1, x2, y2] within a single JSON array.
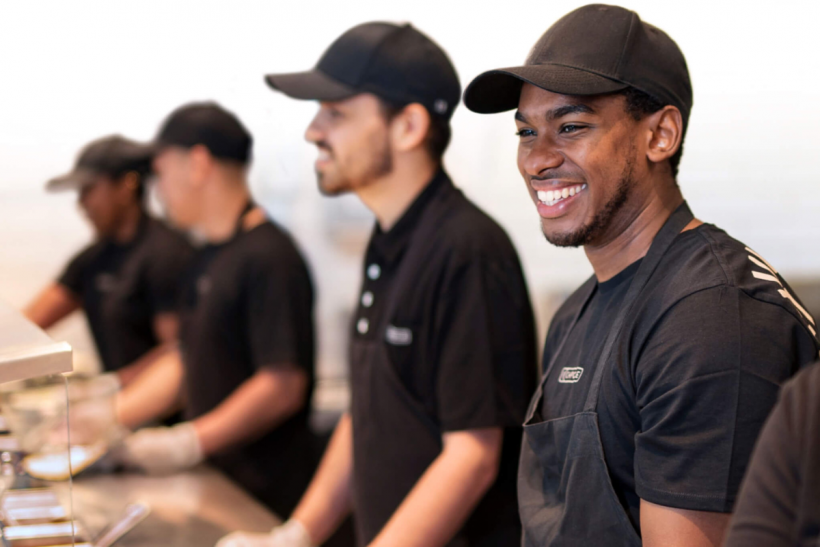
[[529, 169, 582, 182], [315, 142, 334, 156]]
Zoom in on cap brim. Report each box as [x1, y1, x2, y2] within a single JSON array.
[[265, 70, 357, 101], [464, 65, 629, 114], [45, 169, 98, 193]]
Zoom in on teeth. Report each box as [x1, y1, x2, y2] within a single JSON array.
[[535, 184, 587, 206], [317, 149, 331, 161]]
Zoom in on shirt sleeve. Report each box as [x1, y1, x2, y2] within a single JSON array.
[[145, 236, 193, 314], [434, 251, 537, 432], [57, 247, 94, 297], [244, 247, 315, 374], [632, 286, 816, 513], [723, 365, 816, 547]]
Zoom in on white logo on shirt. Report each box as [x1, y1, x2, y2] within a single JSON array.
[[95, 273, 117, 293], [385, 325, 413, 346], [558, 367, 584, 383], [197, 276, 212, 296], [746, 247, 817, 340]]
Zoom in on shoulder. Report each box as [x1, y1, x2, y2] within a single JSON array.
[[235, 221, 312, 276], [431, 187, 520, 265], [638, 224, 817, 342], [780, 361, 820, 418], [66, 240, 106, 270], [141, 218, 194, 263]]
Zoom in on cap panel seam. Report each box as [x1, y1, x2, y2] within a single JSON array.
[[615, 13, 638, 77], [358, 24, 408, 87]]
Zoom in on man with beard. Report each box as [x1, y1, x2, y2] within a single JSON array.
[[463, 4, 819, 547], [217, 22, 537, 547]]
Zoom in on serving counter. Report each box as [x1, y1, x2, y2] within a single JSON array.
[[52, 466, 281, 546]]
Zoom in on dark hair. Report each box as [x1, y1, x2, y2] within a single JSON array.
[[616, 87, 684, 178], [378, 100, 452, 162]]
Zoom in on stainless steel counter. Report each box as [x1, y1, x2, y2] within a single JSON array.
[[52, 466, 281, 546]]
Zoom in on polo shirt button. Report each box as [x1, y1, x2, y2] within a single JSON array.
[[357, 318, 370, 334], [367, 264, 381, 280], [362, 291, 374, 308]]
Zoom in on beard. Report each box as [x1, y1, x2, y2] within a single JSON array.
[[316, 132, 393, 196], [543, 156, 635, 248]]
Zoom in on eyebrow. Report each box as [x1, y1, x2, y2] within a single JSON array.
[[515, 103, 596, 123]]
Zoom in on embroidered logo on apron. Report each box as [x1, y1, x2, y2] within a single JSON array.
[[385, 325, 413, 346], [558, 367, 584, 383]]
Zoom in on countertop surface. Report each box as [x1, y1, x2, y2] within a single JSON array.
[[51, 466, 281, 546]]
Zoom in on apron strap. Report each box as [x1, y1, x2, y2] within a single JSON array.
[[582, 201, 694, 411]]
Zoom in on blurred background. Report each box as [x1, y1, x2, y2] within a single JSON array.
[[2, 0, 819, 420]]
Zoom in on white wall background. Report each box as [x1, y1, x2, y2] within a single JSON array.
[[1, 0, 819, 378]]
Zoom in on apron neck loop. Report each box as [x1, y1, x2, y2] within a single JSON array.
[[581, 201, 694, 411]]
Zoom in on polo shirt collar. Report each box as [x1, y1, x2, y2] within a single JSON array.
[[369, 169, 451, 267]]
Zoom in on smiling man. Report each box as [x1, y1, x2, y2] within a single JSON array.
[[217, 21, 537, 547], [464, 4, 819, 547]]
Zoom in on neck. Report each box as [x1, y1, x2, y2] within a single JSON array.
[[196, 174, 252, 243], [355, 153, 439, 231], [584, 181, 699, 282], [111, 203, 144, 244]]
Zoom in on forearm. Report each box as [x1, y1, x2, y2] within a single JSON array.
[[640, 499, 731, 547], [116, 349, 184, 429], [369, 427, 502, 547], [23, 283, 80, 329], [291, 413, 354, 545], [194, 366, 308, 455], [116, 342, 177, 387]]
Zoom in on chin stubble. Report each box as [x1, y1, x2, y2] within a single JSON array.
[[543, 156, 635, 248]]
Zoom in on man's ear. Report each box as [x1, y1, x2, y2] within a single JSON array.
[[389, 103, 430, 154], [188, 144, 213, 186], [645, 105, 683, 166]]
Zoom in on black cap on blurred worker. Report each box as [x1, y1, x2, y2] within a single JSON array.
[[46, 135, 153, 193], [154, 102, 253, 165], [463, 4, 692, 130], [265, 22, 461, 120]]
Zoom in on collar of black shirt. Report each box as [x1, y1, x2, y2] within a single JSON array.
[[368, 169, 451, 267], [106, 210, 151, 250]]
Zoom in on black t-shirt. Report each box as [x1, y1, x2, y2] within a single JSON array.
[[58, 214, 193, 372], [352, 171, 538, 544], [179, 219, 316, 518], [539, 224, 819, 533], [724, 361, 820, 547]]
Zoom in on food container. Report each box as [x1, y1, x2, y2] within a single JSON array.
[[0, 374, 118, 480]]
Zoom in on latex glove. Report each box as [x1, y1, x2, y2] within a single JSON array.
[[119, 422, 203, 475], [216, 519, 313, 547]]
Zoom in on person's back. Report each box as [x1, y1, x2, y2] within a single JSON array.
[[724, 361, 820, 547]]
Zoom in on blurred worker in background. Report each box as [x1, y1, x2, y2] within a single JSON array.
[[24, 135, 193, 386], [113, 102, 319, 519]]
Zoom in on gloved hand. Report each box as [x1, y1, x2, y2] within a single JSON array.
[[215, 519, 313, 547], [118, 422, 203, 475]]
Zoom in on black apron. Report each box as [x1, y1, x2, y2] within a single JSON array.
[[349, 184, 474, 547], [519, 202, 695, 547]]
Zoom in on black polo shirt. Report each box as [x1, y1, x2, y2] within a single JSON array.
[[538, 224, 819, 534], [179, 218, 317, 518], [725, 361, 820, 546], [58, 213, 193, 372], [351, 170, 538, 545]]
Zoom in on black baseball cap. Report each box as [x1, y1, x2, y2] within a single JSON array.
[[464, 4, 692, 129], [46, 135, 153, 193], [265, 22, 461, 120], [154, 102, 252, 164]]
